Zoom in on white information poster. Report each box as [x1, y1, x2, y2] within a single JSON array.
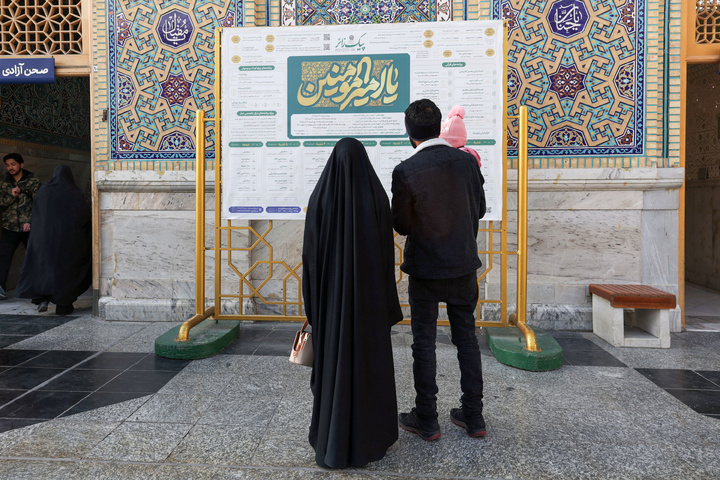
[[221, 21, 504, 220]]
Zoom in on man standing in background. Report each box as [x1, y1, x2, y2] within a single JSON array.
[[0, 153, 40, 299]]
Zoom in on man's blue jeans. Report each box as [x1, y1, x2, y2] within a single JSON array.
[[408, 273, 484, 420]]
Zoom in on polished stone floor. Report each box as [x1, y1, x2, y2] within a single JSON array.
[[0, 288, 718, 479]]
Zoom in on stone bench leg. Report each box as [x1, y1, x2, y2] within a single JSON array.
[[626, 308, 670, 348], [592, 294, 624, 347]]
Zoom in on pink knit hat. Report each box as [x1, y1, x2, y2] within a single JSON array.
[[440, 105, 467, 148]]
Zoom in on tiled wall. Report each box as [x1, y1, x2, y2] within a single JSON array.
[[0, 79, 91, 152], [96, 0, 683, 171]]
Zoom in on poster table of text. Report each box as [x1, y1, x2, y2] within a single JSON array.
[[221, 21, 504, 221]]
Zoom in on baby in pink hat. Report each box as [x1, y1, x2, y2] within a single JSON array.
[[439, 105, 482, 169]]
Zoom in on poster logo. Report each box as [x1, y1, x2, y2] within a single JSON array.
[[288, 54, 410, 114], [335, 33, 367, 51]]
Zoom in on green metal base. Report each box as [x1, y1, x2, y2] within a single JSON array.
[[155, 319, 240, 359], [485, 327, 563, 371]]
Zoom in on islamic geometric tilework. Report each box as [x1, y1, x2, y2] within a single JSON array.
[[283, 0, 451, 26], [0, 78, 91, 152], [493, 0, 645, 157], [108, 0, 243, 162]]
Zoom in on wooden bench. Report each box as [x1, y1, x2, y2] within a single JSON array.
[[589, 284, 676, 349]]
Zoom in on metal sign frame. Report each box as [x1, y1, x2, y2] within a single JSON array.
[[179, 22, 538, 351]]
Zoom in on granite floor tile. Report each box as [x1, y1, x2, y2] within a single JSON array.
[[128, 393, 216, 423], [167, 424, 265, 465], [181, 353, 249, 374], [248, 427, 318, 468], [86, 421, 194, 462], [0, 459, 77, 480], [502, 439, 600, 480], [197, 393, 282, 428], [364, 427, 512, 479], [106, 323, 177, 353], [60, 393, 150, 421], [158, 371, 237, 396], [0, 418, 42, 435], [2, 419, 119, 458], [129, 354, 191, 371], [576, 441, 703, 480], [9, 318, 148, 351], [561, 348, 626, 367], [68, 462, 252, 480]]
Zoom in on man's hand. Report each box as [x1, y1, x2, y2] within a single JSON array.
[[11, 187, 20, 197], [22, 223, 30, 232]]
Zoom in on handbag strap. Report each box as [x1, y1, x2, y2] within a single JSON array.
[[301, 319, 309, 332]]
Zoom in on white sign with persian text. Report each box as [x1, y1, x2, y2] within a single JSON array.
[[221, 21, 504, 221]]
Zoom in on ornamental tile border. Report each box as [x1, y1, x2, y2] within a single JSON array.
[[108, 0, 243, 161], [494, 0, 646, 157]]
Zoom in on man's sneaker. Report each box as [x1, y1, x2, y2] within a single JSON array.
[[398, 408, 441, 441], [0, 286, 5, 300], [450, 408, 486, 437]]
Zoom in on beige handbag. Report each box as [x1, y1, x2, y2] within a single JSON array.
[[289, 319, 313, 366]]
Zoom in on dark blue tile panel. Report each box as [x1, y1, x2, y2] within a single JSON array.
[[73, 352, 148, 370], [0, 350, 46, 367], [637, 369, 719, 390], [664, 388, 720, 416], [129, 355, 190, 372], [0, 418, 43, 433], [97, 370, 180, 394], [22, 350, 95, 369], [0, 390, 89, 419], [697, 371, 720, 388], [0, 367, 61, 390], [61, 391, 150, 417], [39, 369, 122, 392]]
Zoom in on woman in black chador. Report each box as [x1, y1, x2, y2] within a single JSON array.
[[302, 137, 403, 469], [16, 165, 91, 315]]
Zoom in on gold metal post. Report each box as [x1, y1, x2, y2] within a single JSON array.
[[196, 109, 206, 316], [176, 109, 215, 342], [515, 105, 539, 352], [215, 26, 223, 319]]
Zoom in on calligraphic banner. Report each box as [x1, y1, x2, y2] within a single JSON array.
[[221, 21, 504, 220], [0, 58, 55, 84]]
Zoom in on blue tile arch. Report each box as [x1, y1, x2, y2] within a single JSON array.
[[493, 0, 646, 157], [108, 0, 244, 162]]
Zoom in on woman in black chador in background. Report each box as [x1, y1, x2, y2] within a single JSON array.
[[302, 137, 403, 469], [16, 165, 91, 315]]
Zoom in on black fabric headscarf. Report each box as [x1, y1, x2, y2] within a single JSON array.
[[302, 137, 402, 469], [15, 165, 91, 306]]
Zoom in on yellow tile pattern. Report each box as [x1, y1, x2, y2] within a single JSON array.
[[92, 0, 682, 171]]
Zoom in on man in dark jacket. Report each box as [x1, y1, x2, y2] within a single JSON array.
[[392, 99, 486, 441], [0, 153, 40, 299]]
